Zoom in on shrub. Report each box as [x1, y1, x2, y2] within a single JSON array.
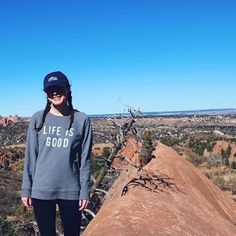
[[140, 129, 155, 165], [0, 216, 36, 236], [207, 155, 222, 168], [186, 154, 206, 167], [10, 159, 24, 173], [231, 161, 236, 170], [202, 170, 212, 179], [102, 147, 111, 158], [91, 147, 111, 179], [221, 145, 231, 159], [188, 138, 214, 156], [228, 176, 236, 195], [160, 136, 180, 147], [212, 176, 227, 191], [223, 157, 230, 166], [226, 145, 232, 158], [221, 146, 231, 166]]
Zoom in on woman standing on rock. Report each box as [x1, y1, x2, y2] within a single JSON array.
[[21, 71, 92, 236]]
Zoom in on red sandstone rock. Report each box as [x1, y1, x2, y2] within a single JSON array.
[[0, 117, 7, 126], [83, 138, 236, 236], [8, 115, 19, 124], [0, 115, 20, 126]]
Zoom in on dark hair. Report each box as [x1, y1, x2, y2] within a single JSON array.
[[35, 85, 76, 132], [67, 86, 75, 130]]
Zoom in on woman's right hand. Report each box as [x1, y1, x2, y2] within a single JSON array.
[[21, 197, 32, 208]]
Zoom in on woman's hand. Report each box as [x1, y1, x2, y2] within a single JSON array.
[[21, 197, 32, 208], [79, 199, 89, 211]]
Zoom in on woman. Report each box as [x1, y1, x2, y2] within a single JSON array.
[[21, 71, 92, 236]]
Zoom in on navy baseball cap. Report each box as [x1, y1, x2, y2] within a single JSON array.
[[43, 71, 70, 91]]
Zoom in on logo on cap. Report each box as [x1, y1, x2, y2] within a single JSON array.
[[48, 76, 58, 82]]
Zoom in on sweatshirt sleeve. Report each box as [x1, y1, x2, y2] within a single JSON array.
[[21, 114, 39, 197], [79, 117, 93, 200]]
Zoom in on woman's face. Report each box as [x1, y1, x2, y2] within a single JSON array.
[[45, 85, 68, 106]]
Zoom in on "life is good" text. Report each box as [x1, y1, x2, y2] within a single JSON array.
[[43, 125, 74, 148]]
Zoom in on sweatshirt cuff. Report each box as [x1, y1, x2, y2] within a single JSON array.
[[21, 188, 31, 197], [79, 189, 90, 200]]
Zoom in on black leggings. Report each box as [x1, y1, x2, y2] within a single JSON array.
[[32, 198, 81, 236]]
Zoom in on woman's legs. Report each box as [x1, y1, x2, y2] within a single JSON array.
[[32, 198, 57, 236], [32, 198, 81, 236], [57, 199, 81, 236]]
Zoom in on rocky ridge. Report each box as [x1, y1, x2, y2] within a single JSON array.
[[83, 138, 236, 236]]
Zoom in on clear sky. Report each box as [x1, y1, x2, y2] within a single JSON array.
[[0, 0, 235, 116]]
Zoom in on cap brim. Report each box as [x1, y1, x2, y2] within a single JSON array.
[[44, 82, 67, 91]]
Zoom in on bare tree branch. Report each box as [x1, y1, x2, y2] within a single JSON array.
[[90, 109, 138, 198], [93, 131, 116, 145]]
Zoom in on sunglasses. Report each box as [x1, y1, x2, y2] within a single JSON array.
[[45, 86, 67, 96]]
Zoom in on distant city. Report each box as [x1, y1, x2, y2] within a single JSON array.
[[89, 108, 236, 118]]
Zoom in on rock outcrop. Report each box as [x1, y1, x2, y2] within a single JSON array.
[[0, 115, 20, 126], [0, 117, 7, 126], [83, 138, 236, 236]]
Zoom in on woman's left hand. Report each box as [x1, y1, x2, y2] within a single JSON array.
[[79, 199, 89, 211]]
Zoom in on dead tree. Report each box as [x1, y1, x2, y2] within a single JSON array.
[[90, 108, 138, 198], [81, 108, 156, 230]]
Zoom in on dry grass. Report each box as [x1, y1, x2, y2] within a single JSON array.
[[202, 167, 236, 196]]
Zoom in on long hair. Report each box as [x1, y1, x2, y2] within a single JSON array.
[[35, 85, 76, 131], [67, 85, 75, 130]]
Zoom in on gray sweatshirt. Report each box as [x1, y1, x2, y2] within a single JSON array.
[[21, 110, 92, 200]]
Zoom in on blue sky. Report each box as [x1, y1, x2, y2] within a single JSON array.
[[0, 0, 235, 116]]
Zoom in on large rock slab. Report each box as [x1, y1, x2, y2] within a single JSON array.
[[83, 140, 236, 236]]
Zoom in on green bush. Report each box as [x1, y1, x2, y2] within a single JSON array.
[[223, 158, 230, 166], [188, 138, 217, 156], [160, 136, 180, 147], [231, 161, 236, 170], [141, 129, 155, 165], [102, 147, 111, 158], [220, 145, 231, 167], [91, 147, 111, 178], [221, 146, 231, 159]]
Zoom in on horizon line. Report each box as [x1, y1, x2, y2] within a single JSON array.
[[89, 107, 236, 117], [1, 107, 236, 118]]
